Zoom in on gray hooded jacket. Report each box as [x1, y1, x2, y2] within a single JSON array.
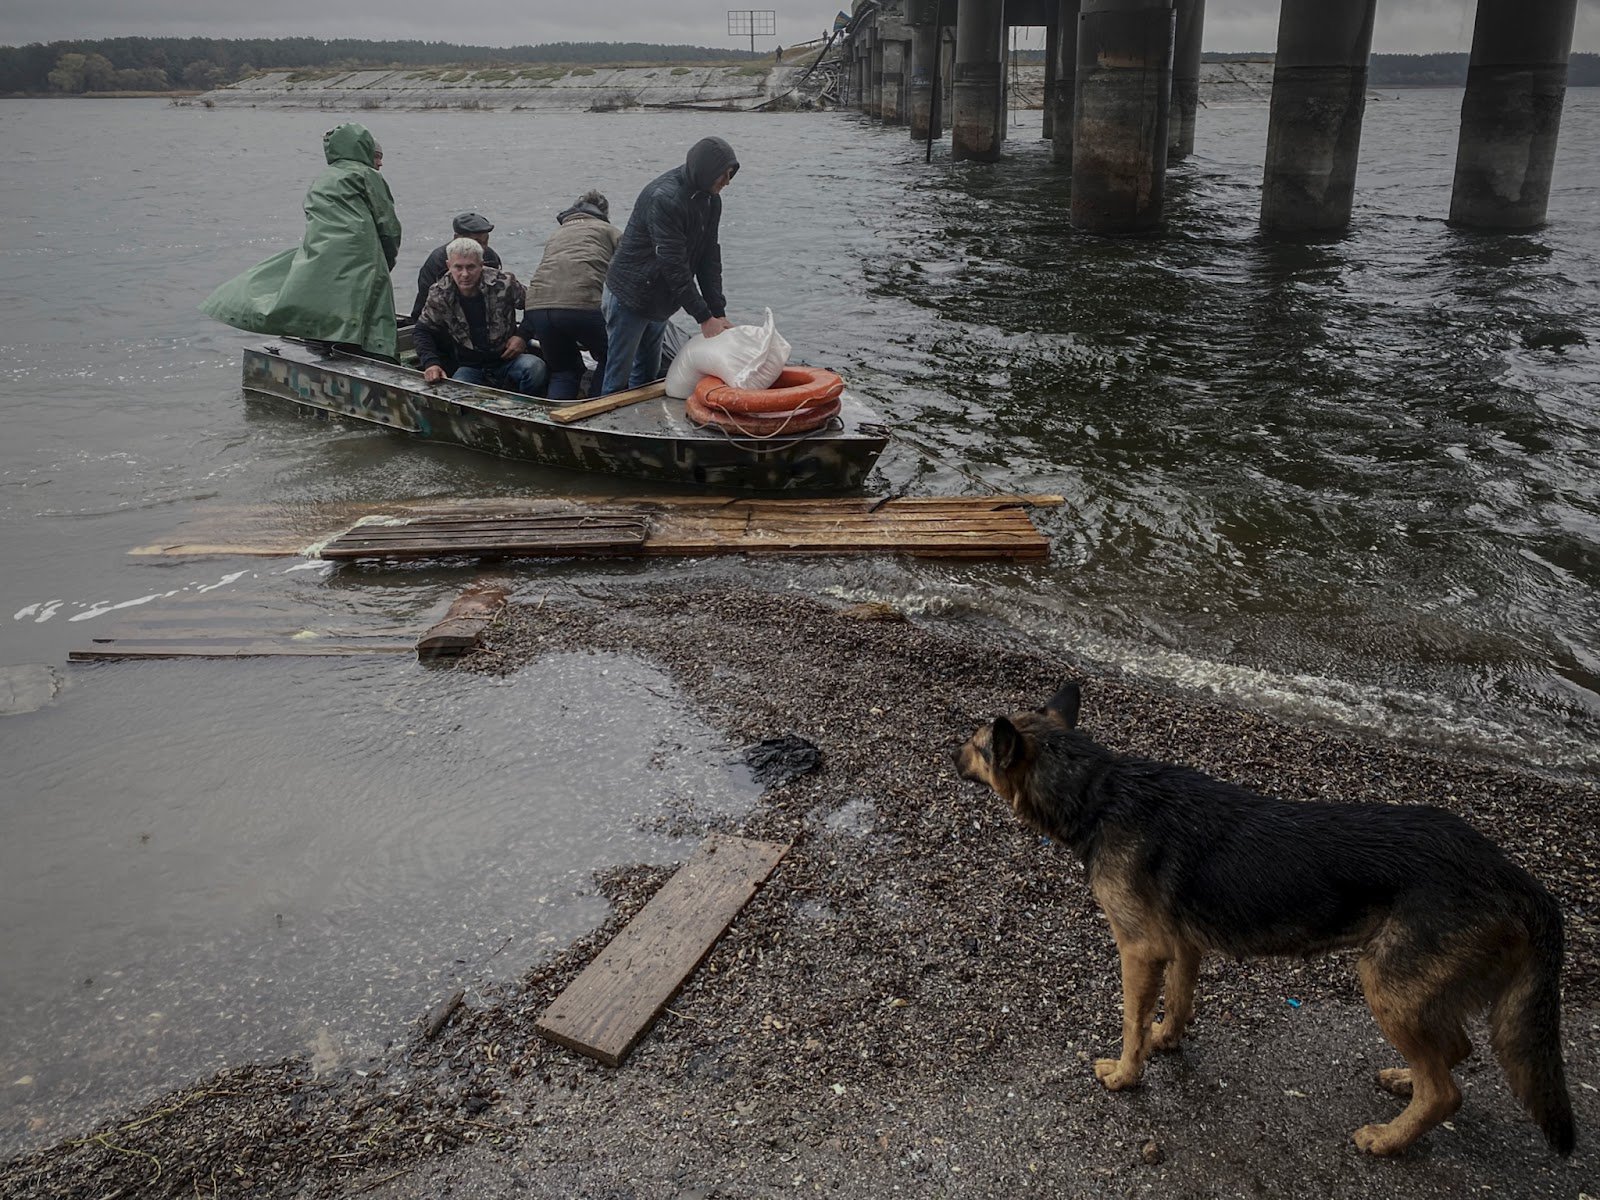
[[525, 201, 621, 312], [604, 137, 738, 324]]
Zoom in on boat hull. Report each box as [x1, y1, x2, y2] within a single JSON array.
[[241, 341, 889, 493]]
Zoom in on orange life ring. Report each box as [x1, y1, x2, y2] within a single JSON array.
[[692, 366, 845, 415], [686, 390, 841, 436]]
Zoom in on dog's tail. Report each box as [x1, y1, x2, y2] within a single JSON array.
[[1489, 890, 1575, 1155]]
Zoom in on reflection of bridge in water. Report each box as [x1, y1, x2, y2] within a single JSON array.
[[839, 0, 1579, 236]]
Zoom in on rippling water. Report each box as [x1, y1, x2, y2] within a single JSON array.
[[0, 93, 1596, 1151]]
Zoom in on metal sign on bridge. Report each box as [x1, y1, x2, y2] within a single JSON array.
[[727, 9, 777, 54]]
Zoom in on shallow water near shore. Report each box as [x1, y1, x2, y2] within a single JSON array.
[[1, 95, 1598, 1154]]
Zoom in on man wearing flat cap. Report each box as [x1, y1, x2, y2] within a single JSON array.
[[410, 212, 502, 320]]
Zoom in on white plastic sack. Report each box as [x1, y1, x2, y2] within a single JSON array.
[[664, 307, 791, 399]]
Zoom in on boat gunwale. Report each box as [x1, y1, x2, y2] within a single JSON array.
[[246, 339, 887, 448]]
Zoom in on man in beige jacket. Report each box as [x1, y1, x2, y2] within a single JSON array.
[[523, 191, 621, 400]]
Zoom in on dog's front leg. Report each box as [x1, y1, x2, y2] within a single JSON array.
[[1151, 942, 1201, 1052], [1095, 945, 1164, 1090]]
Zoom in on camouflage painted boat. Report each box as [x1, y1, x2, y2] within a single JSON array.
[[240, 339, 890, 492]]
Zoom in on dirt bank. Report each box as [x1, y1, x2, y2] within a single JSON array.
[[3, 583, 1595, 1198]]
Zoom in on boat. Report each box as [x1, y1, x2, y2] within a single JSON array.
[[239, 337, 890, 493]]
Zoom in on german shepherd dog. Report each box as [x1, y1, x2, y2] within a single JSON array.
[[953, 683, 1575, 1156]]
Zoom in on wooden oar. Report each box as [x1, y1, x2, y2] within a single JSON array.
[[548, 380, 668, 425]]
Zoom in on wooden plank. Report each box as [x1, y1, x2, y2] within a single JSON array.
[[536, 834, 789, 1067], [332, 525, 647, 545], [330, 517, 646, 537], [416, 583, 510, 660], [325, 543, 644, 563], [332, 532, 640, 548], [69, 638, 414, 661], [546, 381, 668, 425], [321, 514, 649, 562]]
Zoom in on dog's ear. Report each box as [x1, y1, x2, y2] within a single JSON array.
[[991, 717, 1026, 770], [1044, 682, 1081, 729]]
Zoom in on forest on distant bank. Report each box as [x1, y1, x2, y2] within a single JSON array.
[[2, 36, 1598, 94], [0, 37, 766, 94]]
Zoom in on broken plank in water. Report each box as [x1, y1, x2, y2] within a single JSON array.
[[415, 583, 510, 660], [320, 513, 650, 562], [536, 834, 789, 1067], [69, 635, 414, 661]]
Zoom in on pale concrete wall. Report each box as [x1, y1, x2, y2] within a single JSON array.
[[203, 64, 806, 111]]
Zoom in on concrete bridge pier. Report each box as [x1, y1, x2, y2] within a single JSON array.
[[1051, 0, 1082, 162], [952, 0, 1007, 161], [883, 39, 908, 123], [1070, 0, 1176, 234], [852, 32, 868, 111], [909, 23, 944, 139], [869, 27, 885, 118], [1169, 0, 1204, 160], [1260, 0, 1377, 234], [1043, 23, 1058, 139], [941, 29, 956, 127], [1449, 0, 1579, 230]]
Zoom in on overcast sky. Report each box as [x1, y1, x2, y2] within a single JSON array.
[[4, 0, 1597, 55]]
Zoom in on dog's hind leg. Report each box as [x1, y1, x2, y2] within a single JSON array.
[[1376, 1024, 1470, 1097], [1095, 942, 1165, 1090], [1151, 942, 1202, 1053], [1352, 958, 1464, 1155]]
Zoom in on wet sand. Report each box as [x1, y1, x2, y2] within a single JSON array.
[[4, 584, 1596, 1198]]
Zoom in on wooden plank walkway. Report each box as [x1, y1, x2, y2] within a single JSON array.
[[70, 636, 413, 661], [323, 513, 650, 563], [130, 495, 1059, 562], [66, 591, 418, 662], [536, 834, 789, 1067]]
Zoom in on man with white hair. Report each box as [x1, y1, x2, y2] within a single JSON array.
[[410, 211, 502, 321], [412, 238, 548, 396]]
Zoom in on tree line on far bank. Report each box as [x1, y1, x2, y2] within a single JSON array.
[[0, 37, 767, 94], [1365, 52, 1600, 86], [4, 37, 1598, 95], [1017, 48, 1599, 87]]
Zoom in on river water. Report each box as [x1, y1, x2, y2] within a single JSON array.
[[1, 95, 1597, 1153]]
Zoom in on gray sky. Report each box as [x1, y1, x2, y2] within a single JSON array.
[[3, 1, 1597, 55]]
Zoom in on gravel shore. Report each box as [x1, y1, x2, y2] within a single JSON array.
[[4, 583, 1596, 1199]]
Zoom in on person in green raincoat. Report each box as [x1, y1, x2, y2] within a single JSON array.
[[200, 123, 402, 358]]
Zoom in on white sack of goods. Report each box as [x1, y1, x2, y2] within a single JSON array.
[[665, 307, 792, 399]]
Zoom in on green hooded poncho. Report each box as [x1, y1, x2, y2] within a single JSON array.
[[200, 123, 402, 357]]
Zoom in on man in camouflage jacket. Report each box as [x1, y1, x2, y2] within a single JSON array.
[[414, 238, 548, 396]]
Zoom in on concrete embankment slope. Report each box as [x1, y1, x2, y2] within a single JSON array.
[[202, 63, 803, 112], [201, 59, 1276, 112]]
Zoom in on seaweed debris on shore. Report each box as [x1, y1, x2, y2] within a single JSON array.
[[4, 584, 1595, 1199]]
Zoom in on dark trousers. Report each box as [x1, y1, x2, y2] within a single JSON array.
[[525, 307, 607, 401]]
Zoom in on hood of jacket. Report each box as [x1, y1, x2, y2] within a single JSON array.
[[324, 123, 379, 168], [557, 201, 609, 225], [684, 136, 739, 194]]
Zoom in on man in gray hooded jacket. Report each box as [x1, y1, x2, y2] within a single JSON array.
[[600, 136, 739, 395], [524, 191, 620, 400]]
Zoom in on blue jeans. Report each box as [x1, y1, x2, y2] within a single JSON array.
[[452, 353, 548, 397], [526, 308, 607, 401], [600, 285, 666, 396]]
